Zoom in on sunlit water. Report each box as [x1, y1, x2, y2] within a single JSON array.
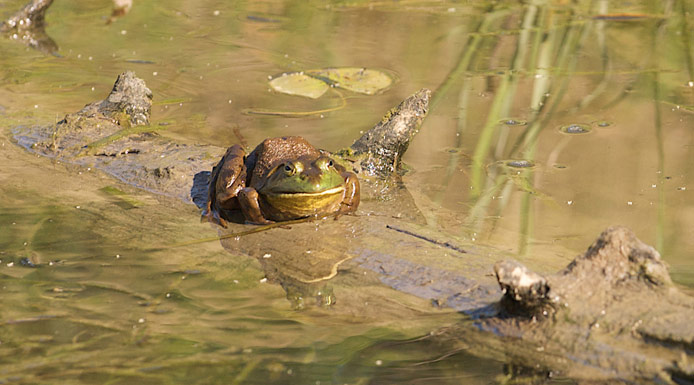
[[1, 0, 693, 383]]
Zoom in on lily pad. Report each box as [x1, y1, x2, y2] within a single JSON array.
[[306, 67, 393, 95], [269, 72, 329, 99]]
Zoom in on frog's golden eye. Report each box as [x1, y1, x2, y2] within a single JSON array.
[[328, 159, 334, 167], [283, 163, 297, 176]]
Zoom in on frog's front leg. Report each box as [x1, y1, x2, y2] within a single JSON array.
[[214, 146, 247, 210], [203, 144, 247, 228], [237, 187, 273, 225], [338, 172, 360, 215]]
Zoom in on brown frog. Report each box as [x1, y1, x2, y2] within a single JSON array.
[[203, 136, 360, 227]]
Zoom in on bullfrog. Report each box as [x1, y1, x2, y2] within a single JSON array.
[[203, 136, 360, 227]]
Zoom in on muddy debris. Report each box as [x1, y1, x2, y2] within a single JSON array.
[[442, 226, 694, 384]]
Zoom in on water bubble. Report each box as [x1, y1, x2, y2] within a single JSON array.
[[553, 164, 567, 169], [559, 123, 591, 134], [505, 159, 535, 168], [500, 118, 527, 126], [595, 120, 612, 128]]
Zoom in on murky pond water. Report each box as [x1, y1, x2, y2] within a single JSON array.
[[1, 0, 693, 383]]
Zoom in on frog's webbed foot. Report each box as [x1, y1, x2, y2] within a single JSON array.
[[201, 204, 230, 228], [238, 188, 273, 225]]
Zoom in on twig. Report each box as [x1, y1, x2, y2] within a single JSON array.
[[385, 225, 467, 254]]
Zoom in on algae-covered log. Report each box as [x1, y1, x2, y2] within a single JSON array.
[[13, 72, 431, 204], [13, 71, 224, 205]]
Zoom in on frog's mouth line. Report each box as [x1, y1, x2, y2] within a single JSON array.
[[265, 185, 345, 197]]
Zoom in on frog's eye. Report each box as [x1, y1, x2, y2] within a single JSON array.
[[328, 159, 334, 167], [283, 163, 295, 175]]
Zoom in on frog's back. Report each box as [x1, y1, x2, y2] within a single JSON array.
[[246, 136, 321, 187]]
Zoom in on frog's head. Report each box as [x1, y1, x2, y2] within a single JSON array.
[[258, 155, 347, 217], [261, 155, 346, 195]]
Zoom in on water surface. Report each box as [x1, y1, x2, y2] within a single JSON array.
[[1, 0, 693, 383]]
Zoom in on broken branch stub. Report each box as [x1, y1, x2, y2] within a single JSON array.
[[98, 71, 153, 127], [494, 260, 551, 317], [350, 89, 430, 177], [1, 0, 58, 55], [1, 0, 53, 32], [55, 71, 152, 137]]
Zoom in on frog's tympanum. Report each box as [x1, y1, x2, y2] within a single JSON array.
[[204, 136, 360, 227]]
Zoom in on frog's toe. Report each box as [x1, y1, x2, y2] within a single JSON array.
[[201, 209, 228, 228]]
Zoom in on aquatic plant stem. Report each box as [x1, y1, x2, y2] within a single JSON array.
[[469, 3, 537, 198], [678, 0, 694, 83], [650, 6, 670, 253], [430, 8, 507, 110]]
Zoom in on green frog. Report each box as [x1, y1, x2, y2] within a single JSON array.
[[203, 136, 360, 227]]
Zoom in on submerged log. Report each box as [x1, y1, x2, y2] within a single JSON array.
[[13, 71, 431, 206], [1, 0, 58, 55]]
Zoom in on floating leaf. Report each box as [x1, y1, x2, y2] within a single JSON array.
[[268, 72, 329, 99], [306, 67, 393, 95]]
